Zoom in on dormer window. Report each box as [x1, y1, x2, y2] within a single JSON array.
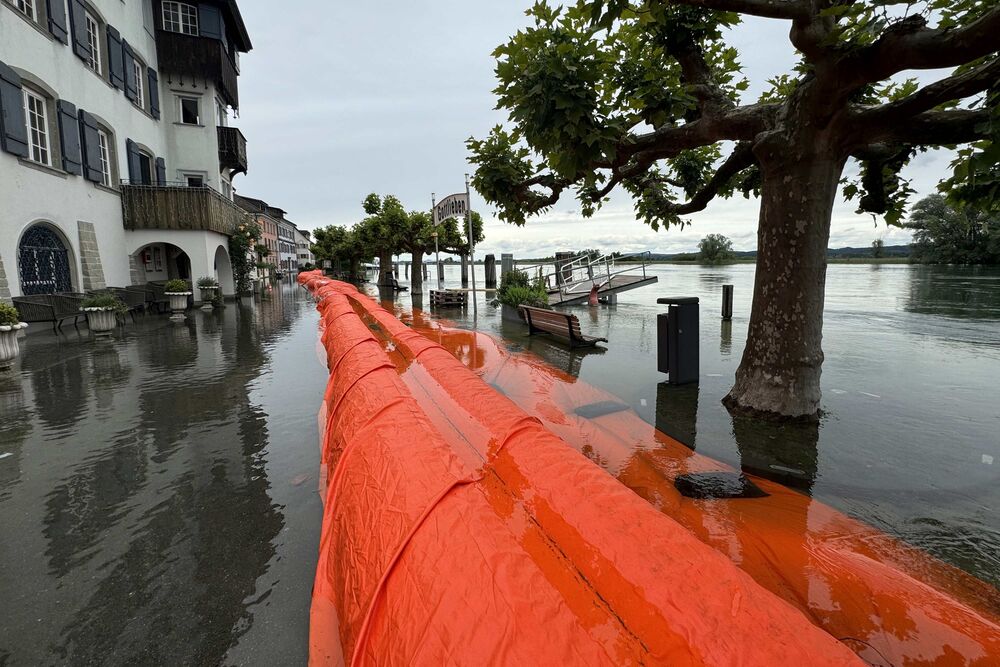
[[162, 1, 198, 36]]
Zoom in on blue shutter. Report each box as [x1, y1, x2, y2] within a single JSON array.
[[155, 157, 166, 186], [0, 61, 29, 158], [56, 100, 82, 175], [106, 26, 125, 89], [122, 41, 137, 103], [198, 4, 223, 40], [67, 0, 90, 61], [78, 110, 103, 183], [45, 0, 69, 44], [147, 68, 160, 119], [126, 138, 141, 183]]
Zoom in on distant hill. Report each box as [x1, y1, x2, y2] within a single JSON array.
[[647, 244, 910, 261]]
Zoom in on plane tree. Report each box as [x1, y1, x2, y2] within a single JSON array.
[[469, 0, 999, 419]]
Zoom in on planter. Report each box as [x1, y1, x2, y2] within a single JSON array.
[[0, 322, 28, 370], [199, 286, 218, 310], [165, 292, 192, 320], [82, 307, 117, 336], [501, 304, 525, 323]]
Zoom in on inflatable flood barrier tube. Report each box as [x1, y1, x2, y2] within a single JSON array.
[[299, 273, 862, 666]]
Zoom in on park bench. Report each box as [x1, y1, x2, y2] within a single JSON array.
[[520, 305, 607, 348], [12, 294, 84, 332], [430, 289, 467, 308]]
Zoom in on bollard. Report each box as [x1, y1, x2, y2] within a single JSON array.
[[656, 297, 699, 385], [484, 254, 497, 288], [437, 261, 445, 282], [500, 253, 514, 281], [722, 284, 733, 321]]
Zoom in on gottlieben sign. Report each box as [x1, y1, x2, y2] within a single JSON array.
[[433, 193, 469, 224]]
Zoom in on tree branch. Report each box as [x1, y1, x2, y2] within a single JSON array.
[[855, 58, 1000, 133], [667, 142, 757, 215], [843, 9, 1000, 87], [877, 109, 994, 146]]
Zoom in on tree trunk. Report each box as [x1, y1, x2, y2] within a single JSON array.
[[349, 257, 361, 281], [411, 250, 424, 292], [378, 250, 393, 286], [724, 142, 846, 419]]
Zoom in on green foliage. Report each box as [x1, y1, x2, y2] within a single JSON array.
[[698, 233, 734, 263], [907, 194, 1000, 264], [0, 302, 21, 325], [491, 269, 549, 308], [872, 238, 885, 258], [229, 218, 262, 294], [81, 293, 128, 314], [164, 279, 190, 293], [197, 276, 218, 288]]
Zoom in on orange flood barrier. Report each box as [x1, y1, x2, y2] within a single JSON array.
[[299, 272, 863, 666], [384, 293, 1000, 667]]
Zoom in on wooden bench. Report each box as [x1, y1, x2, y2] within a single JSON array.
[[430, 289, 467, 308], [12, 294, 84, 333], [520, 305, 607, 348]]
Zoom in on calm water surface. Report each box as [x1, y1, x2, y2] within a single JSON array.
[[386, 262, 1000, 589], [0, 284, 325, 665]]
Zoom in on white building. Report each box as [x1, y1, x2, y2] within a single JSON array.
[[295, 228, 313, 269], [0, 0, 253, 304]]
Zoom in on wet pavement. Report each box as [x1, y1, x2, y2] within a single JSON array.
[[0, 283, 325, 665]]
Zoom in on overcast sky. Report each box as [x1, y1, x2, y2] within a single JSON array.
[[233, 1, 951, 257]]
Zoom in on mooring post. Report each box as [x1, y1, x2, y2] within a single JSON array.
[[484, 254, 497, 287], [656, 296, 699, 385], [722, 284, 733, 321], [500, 253, 514, 281]]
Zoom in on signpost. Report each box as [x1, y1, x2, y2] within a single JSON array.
[[431, 181, 478, 318]]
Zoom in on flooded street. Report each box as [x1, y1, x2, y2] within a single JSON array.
[[0, 284, 325, 665], [384, 262, 1000, 590]]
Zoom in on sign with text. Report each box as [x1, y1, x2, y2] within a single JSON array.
[[433, 193, 469, 225]]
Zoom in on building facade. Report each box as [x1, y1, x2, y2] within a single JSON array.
[[276, 217, 297, 275], [234, 194, 292, 282], [295, 228, 313, 269], [0, 0, 253, 303]]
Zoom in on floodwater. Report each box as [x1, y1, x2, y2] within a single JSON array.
[[0, 284, 325, 665], [385, 262, 1000, 590]]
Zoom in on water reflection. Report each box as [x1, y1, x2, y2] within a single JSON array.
[[0, 283, 321, 665], [720, 319, 733, 356], [731, 414, 819, 492], [905, 266, 1000, 319], [655, 382, 698, 449]]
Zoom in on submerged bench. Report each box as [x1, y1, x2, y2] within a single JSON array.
[[520, 305, 607, 348], [430, 289, 467, 308]]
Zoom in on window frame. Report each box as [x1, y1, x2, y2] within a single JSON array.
[[162, 1, 198, 36], [97, 129, 111, 187], [8, 0, 35, 21], [84, 10, 102, 75], [178, 96, 200, 125], [132, 58, 144, 110], [22, 87, 51, 166]]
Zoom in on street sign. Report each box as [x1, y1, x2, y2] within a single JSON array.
[[433, 193, 468, 224]]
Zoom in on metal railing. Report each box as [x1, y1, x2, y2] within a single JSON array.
[[523, 251, 652, 297]]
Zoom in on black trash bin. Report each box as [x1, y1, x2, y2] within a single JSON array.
[[656, 296, 699, 384]]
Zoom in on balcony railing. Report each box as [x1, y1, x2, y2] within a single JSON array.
[[218, 126, 248, 174], [121, 182, 251, 236], [156, 31, 240, 108]]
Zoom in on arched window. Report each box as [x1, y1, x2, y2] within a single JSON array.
[[18, 225, 72, 294]]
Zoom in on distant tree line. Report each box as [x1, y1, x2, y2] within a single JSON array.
[[906, 195, 1000, 265]]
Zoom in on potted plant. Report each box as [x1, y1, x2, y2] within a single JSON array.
[[164, 279, 192, 320], [491, 269, 549, 322], [0, 302, 28, 370], [197, 276, 219, 310], [80, 293, 127, 336]]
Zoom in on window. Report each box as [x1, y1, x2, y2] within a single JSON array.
[[8, 0, 34, 21], [183, 174, 204, 187], [216, 100, 226, 127], [162, 1, 198, 36], [132, 59, 144, 109], [138, 151, 153, 185], [85, 11, 101, 74], [97, 129, 111, 186], [179, 97, 199, 124], [22, 89, 50, 166]]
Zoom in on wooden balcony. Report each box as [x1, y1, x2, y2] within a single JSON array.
[[218, 126, 248, 175], [156, 31, 240, 108], [121, 183, 250, 236]]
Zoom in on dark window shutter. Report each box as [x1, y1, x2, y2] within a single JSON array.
[[126, 138, 142, 183], [122, 42, 137, 102], [155, 157, 166, 186], [78, 109, 104, 183], [0, 61, 29, 158], [56, 99, 82, 175], [45, 0, 69, 44], [68, 0, 90, 61], [147, 68, 160, 119], [106, 26, 125, 89], [198, 4, 223, 40]]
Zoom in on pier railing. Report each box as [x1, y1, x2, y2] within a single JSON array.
[[523, 251, 652, 297]]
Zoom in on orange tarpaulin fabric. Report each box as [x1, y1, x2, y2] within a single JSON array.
[[299, 272, 862, 666]]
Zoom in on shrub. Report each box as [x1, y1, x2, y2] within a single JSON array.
[[0, 302, 20, 325], [197, 276, 218, 288], [164, 279, 190, 293], [491, 268, 548, 309], [81, 293, 127, 314]]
